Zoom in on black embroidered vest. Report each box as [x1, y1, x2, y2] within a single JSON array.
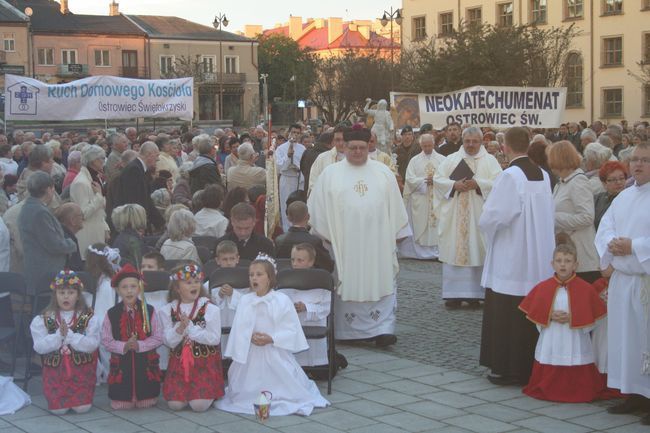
[[170, 302, 218, 358], [106, 301, 161, 402], [41, 311, 95, 367]]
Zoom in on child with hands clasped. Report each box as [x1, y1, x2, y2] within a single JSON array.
[[100, 264, 163, 410], [159, 263, 224, 412], [30, 270, 101, 415], [215, 254, 329, 416], [519, 242, 614, 402]]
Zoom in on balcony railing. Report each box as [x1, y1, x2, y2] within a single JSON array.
[[120, 66, 149, 78], [201, 72, 246, 84], [57, 63, 89, 77]]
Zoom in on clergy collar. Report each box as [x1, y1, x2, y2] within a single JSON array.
[[508, 155, 528, 166], [136, 157, 148, 173]]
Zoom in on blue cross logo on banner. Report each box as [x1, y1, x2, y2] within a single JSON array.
[[8, 81, 39, 116]]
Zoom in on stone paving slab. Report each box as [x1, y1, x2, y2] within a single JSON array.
[[1, 259, 647, 432]]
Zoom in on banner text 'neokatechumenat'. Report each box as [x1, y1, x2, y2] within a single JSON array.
[[391, 86, 567, 130], [4, 74, 194, 121]]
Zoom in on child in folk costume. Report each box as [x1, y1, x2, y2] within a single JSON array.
[[85, 243, 121, 383], [519, 242, 611, 402], [211, 240, 247, 351], [101, 264, 163, 410], [30, 270, 100, 414], [160, 263, 224, 412], [215, 254, 330, 416], [283, 243, 330, 370]]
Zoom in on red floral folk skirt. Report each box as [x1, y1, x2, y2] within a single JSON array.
[[163, 351, 224, 402], [42, 354, 98, 410]]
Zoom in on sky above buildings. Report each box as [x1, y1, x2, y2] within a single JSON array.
[[68, 0, 401, 32]]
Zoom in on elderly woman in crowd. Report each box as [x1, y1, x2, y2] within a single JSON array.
[[111, 203, 147, 266], [62, 150, 82, 190], [223, 136, 241, 175], [18, 171, 76, 293], [583, 142, 613, 194], [593, 161, 628, 230], [547, 140, 601, 283], [70, 145, 109, 259], [194, 184, 228, 238], [160, 208, 200, 263], [46, 140, 67, 191], [172, 162, 193, 209]]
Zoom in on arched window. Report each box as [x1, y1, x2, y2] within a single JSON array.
[[565, 52, 583, 108]]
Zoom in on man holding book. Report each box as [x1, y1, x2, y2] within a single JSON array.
[[433, 126, 502, 308]]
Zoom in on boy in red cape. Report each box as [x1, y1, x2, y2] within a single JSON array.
[[519, 241, 613, 402]]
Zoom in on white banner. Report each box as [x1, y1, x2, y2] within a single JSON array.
[[391, 86, 567, 130], [4, 74, 194, 121]]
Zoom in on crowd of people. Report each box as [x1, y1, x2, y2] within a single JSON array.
[[0, 116, 647, 423]]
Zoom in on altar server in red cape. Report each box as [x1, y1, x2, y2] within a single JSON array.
[[30, 270, 100, 414], [160, 262, 224, 412], [519, 241, 614, 402], [101, 264, 163, 410]]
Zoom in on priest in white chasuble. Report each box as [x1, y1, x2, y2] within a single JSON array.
[[595, 142, 650, 423], [434, 126, 502, 309], [399, 133, 446, 259], [479, 126, 555, 386], [369, 132, 397, 176], [308, 126, 410, 347]]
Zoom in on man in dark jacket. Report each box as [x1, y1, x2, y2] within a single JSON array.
[[216, 202, 273, 260], [189, 134, 222, 193], [300, 132, 333, 192], [55, 202, 84, 271], [110, 142, 164, 232]]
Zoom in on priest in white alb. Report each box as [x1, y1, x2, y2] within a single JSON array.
[[307, 127, 346, 195], [434, 126, 502, 308], [595, 142, 650, 425], [478, 127, 555, 386], [369, 131, 397, 175], [399, 134, 446, 259], [308, 126, 410, 347], [275, 124, 306, 231]]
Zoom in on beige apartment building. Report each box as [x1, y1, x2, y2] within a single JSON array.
[[127, 15, 260, 125], [0, 3, 30, 89], [401, 0, 650, 124]]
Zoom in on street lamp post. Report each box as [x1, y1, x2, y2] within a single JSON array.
[[213, 13, 229, 120], [260, 73, 269, 127], [380, 7, 402, 90]]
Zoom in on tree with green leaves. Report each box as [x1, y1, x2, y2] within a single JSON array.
[[310, 49, 394, 124], [257, 34, 316, 102], [400, 23, 579, 93]]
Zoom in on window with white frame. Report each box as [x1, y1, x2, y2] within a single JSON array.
[[466, 7, 482, 27], [412, 16, 426, 40], [565, 0, 584, 18], [200, 55, 216, 73], [160, 55, 175, 76], [603, 0, 623, 14], [3, 33, 15, 52], [565, 53, 583, 107], [37, 48, 54, 65], [531, 0, 547, 23], [225, 56, 239, 74], [602, 36, 623, 66], [439, 12, 454, 36], [94, 49, 110, 67], [497, 2, 514, 26], [61, 49, 77, 65], [602, 88, 623, 117]]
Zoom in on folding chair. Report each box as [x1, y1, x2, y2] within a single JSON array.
[[23, 286, 55, 390], [196, 245, 213, 265], [142, 270, 172, 293], [237, 259, 251, 268], [143, 235, 162, 250], [202, 261, 218, 281], [275, 258, 292, 271], [276, 268, 336, 394], [0, 272, 27, 383], [192, 236, 219, 255], [164, 259, 189, 271]]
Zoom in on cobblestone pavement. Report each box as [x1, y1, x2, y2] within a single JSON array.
[[1, 258, 647, 432]]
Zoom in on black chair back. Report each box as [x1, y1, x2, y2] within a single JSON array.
[[143, 235, 161, 249], [209, 267, 250, 289], [275, 258, 293, 272], [164, 259, 190, 271], [276, 268, 334, 291], [75, 271, 97, 308], [142, 271, 171, 292], [196, 245, 213, 264], [192, 236, 219, 254]]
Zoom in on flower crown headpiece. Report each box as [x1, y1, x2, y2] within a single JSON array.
[[254, 253, 277, 272], [87, 245, 122, 272], [170, 264, 204, 281], [50, 269, 84, 292]]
